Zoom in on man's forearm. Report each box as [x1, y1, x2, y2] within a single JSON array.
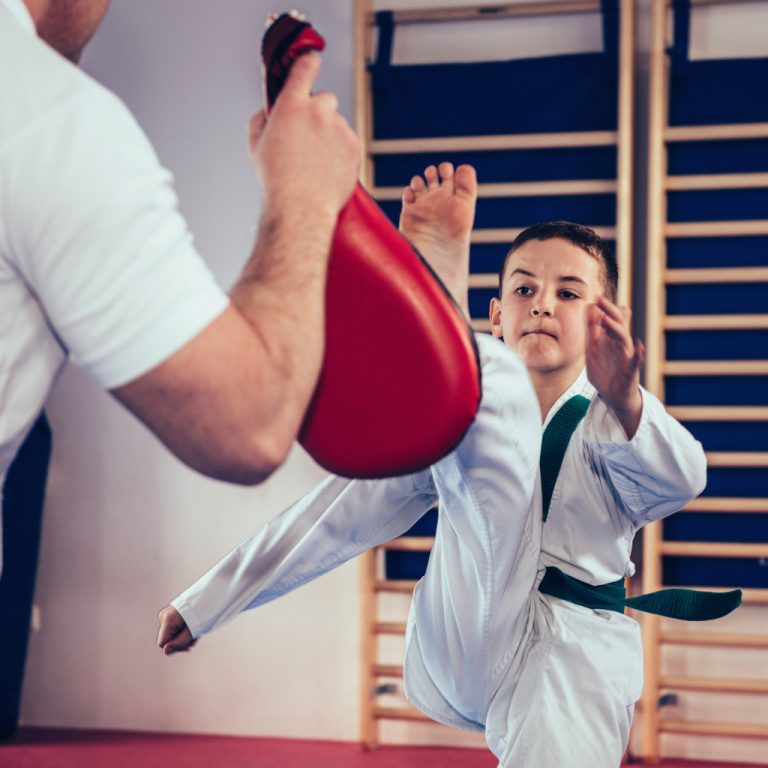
[[230, 203, 337, 456]]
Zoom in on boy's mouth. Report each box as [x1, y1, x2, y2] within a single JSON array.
[[523, 329, 557, 339]]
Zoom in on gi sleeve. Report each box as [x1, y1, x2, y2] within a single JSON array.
[[582, 387, 707, 526], [172, 471, 437, 639]]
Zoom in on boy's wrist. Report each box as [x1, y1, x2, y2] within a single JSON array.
[[608, 388, 643, 439]]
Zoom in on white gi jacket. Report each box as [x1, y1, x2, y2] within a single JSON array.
[[172, 334, 706, 767]]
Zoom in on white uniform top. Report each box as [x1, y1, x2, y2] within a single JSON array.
[[172, 334, 706, 767], [0, 0, 229, 495]]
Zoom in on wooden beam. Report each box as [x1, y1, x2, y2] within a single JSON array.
[[472, 319, 492, 333], [373, 179, 617, 201], [471, 226, 617, 244], [373, 706, 431, 722], [664, 361, 768, 376], [706, 452, 768, 468], [665, 123, 768, 143], [469, 274, 499, 290], [659, 720, 768, 738], [370, 131, 618, 155], [665, 173, 768, 191], [683, 497, 768, 513], [664, 267, 768, 284], [667, 406, 768, 421], [666, 221, 768, 238], [373, 664, 403, 678], [374, 579, 417, 593], [374, 622, 407, 635], [661, 676, 768, 695], [365, 2, 602, 27], [615, 0, 634, 309], [663, 314, 768, 330], [661, 631, 768, 649], [660, 541, 768, 558], [379, 537, 434, 552], [358, 546, 377, 749]]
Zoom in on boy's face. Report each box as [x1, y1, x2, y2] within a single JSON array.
[[489, 238, 602, 378]]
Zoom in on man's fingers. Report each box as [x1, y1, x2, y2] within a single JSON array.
[[248, 109, 267, 146], [312, 90, 338, 111], [280, 52, 322, 99]]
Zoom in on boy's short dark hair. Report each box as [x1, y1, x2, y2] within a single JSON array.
[[498, 221, 618, 302]]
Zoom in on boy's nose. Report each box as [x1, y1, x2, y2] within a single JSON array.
[[531, 305, 553, 317]]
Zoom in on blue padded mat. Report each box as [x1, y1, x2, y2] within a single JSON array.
[[667, 283, 768, 315], [668, 139, 768, 176], [665, 330, 768, 360], [663, 555, 767, 588], [667, 236, 768, 268], [684, 421, 768, 452], [374, 147, 617, 187], [701, 468, 768, 498], [668, 188, 768, 222], [665, 375, 768, 406], [664, 513, 768, 544]]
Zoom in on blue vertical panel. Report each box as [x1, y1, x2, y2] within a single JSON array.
[[661, 0, 768, 589]]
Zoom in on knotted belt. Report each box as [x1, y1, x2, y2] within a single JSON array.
[[537, 395, 742, 620]]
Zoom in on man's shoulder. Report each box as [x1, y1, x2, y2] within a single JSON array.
[[0, 18, 125, 153]]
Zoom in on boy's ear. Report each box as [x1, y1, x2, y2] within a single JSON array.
[[489, 297, 503, 338]]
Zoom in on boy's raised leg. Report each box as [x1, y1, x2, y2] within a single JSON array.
[[399, 162, 477, 316]]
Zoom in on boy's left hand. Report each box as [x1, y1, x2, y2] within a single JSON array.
[[586, 296, 645, 438]]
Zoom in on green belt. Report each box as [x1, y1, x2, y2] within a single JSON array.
[[539, 395, 742, 622], [538, 565, 742, 620]]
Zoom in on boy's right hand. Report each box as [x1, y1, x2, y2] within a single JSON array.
[[157, 605, 196, 655]]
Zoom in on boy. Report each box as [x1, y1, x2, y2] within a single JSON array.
[[157, 163, 708, 767]]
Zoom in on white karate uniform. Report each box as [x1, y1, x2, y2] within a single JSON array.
[[172, 334, 706, 767]]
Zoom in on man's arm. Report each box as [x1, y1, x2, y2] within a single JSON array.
[[112, 55, 359, 483], [157, 472, 437, 653]]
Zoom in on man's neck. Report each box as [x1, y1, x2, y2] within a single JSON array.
[[529, 364, 584, 423]]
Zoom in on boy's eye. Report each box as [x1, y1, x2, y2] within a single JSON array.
[[560, 290, 579, 300], [514, 286, 533, 296]]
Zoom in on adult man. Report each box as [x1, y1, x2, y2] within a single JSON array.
[[0, 0, 359, 495], [0, 0, 358, 737]]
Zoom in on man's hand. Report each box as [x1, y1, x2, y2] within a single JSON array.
[[586, 296, 645, 439], [157, 605, 196, 656], [248, 53, 360, 222]]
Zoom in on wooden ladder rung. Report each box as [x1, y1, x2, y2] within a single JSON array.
[[373, 705, 431, 722], [664, 267, 768, 284], [706, 452, 768, 468], [374, 579, 418, 594], [661, 631, 768, 649], [374, 622, 407, 635], [668, 406, 768, 421], [661, 676, 768, 695], [664, 361, 768, 376], [374, 179, 617, 201], [659, 719, 768, 738], [682, 497, 768, 513], [369, 130, 618, 155], [660, 541, 768, 558], [471, 226, 616, 244], [373, 664, 404, 678], [663, 314, 768, 330], [665, 173, 768, 191], [665, 123, 768, 143], [379, 537, 434, 552], [666, 221, 768, 238]]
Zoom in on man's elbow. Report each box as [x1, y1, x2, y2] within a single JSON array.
[[191, 430, 293, 486]]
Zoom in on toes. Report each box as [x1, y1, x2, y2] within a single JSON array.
[[454, 164, 478, 200], [402, 186, 416, 204], [424, 165, 440, 190], [438, 161, 454, 187], [410, 174, 427, 197]]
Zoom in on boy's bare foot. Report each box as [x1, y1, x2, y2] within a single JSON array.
[[399, 162, 477, 317]]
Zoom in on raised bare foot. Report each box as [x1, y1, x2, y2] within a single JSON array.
[[399, 162, 477, 317]]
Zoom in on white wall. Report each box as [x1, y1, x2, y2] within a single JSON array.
[[21, 0, 768, 763]]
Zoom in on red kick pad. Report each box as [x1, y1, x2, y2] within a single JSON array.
[[262, 13, 481, 478]]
